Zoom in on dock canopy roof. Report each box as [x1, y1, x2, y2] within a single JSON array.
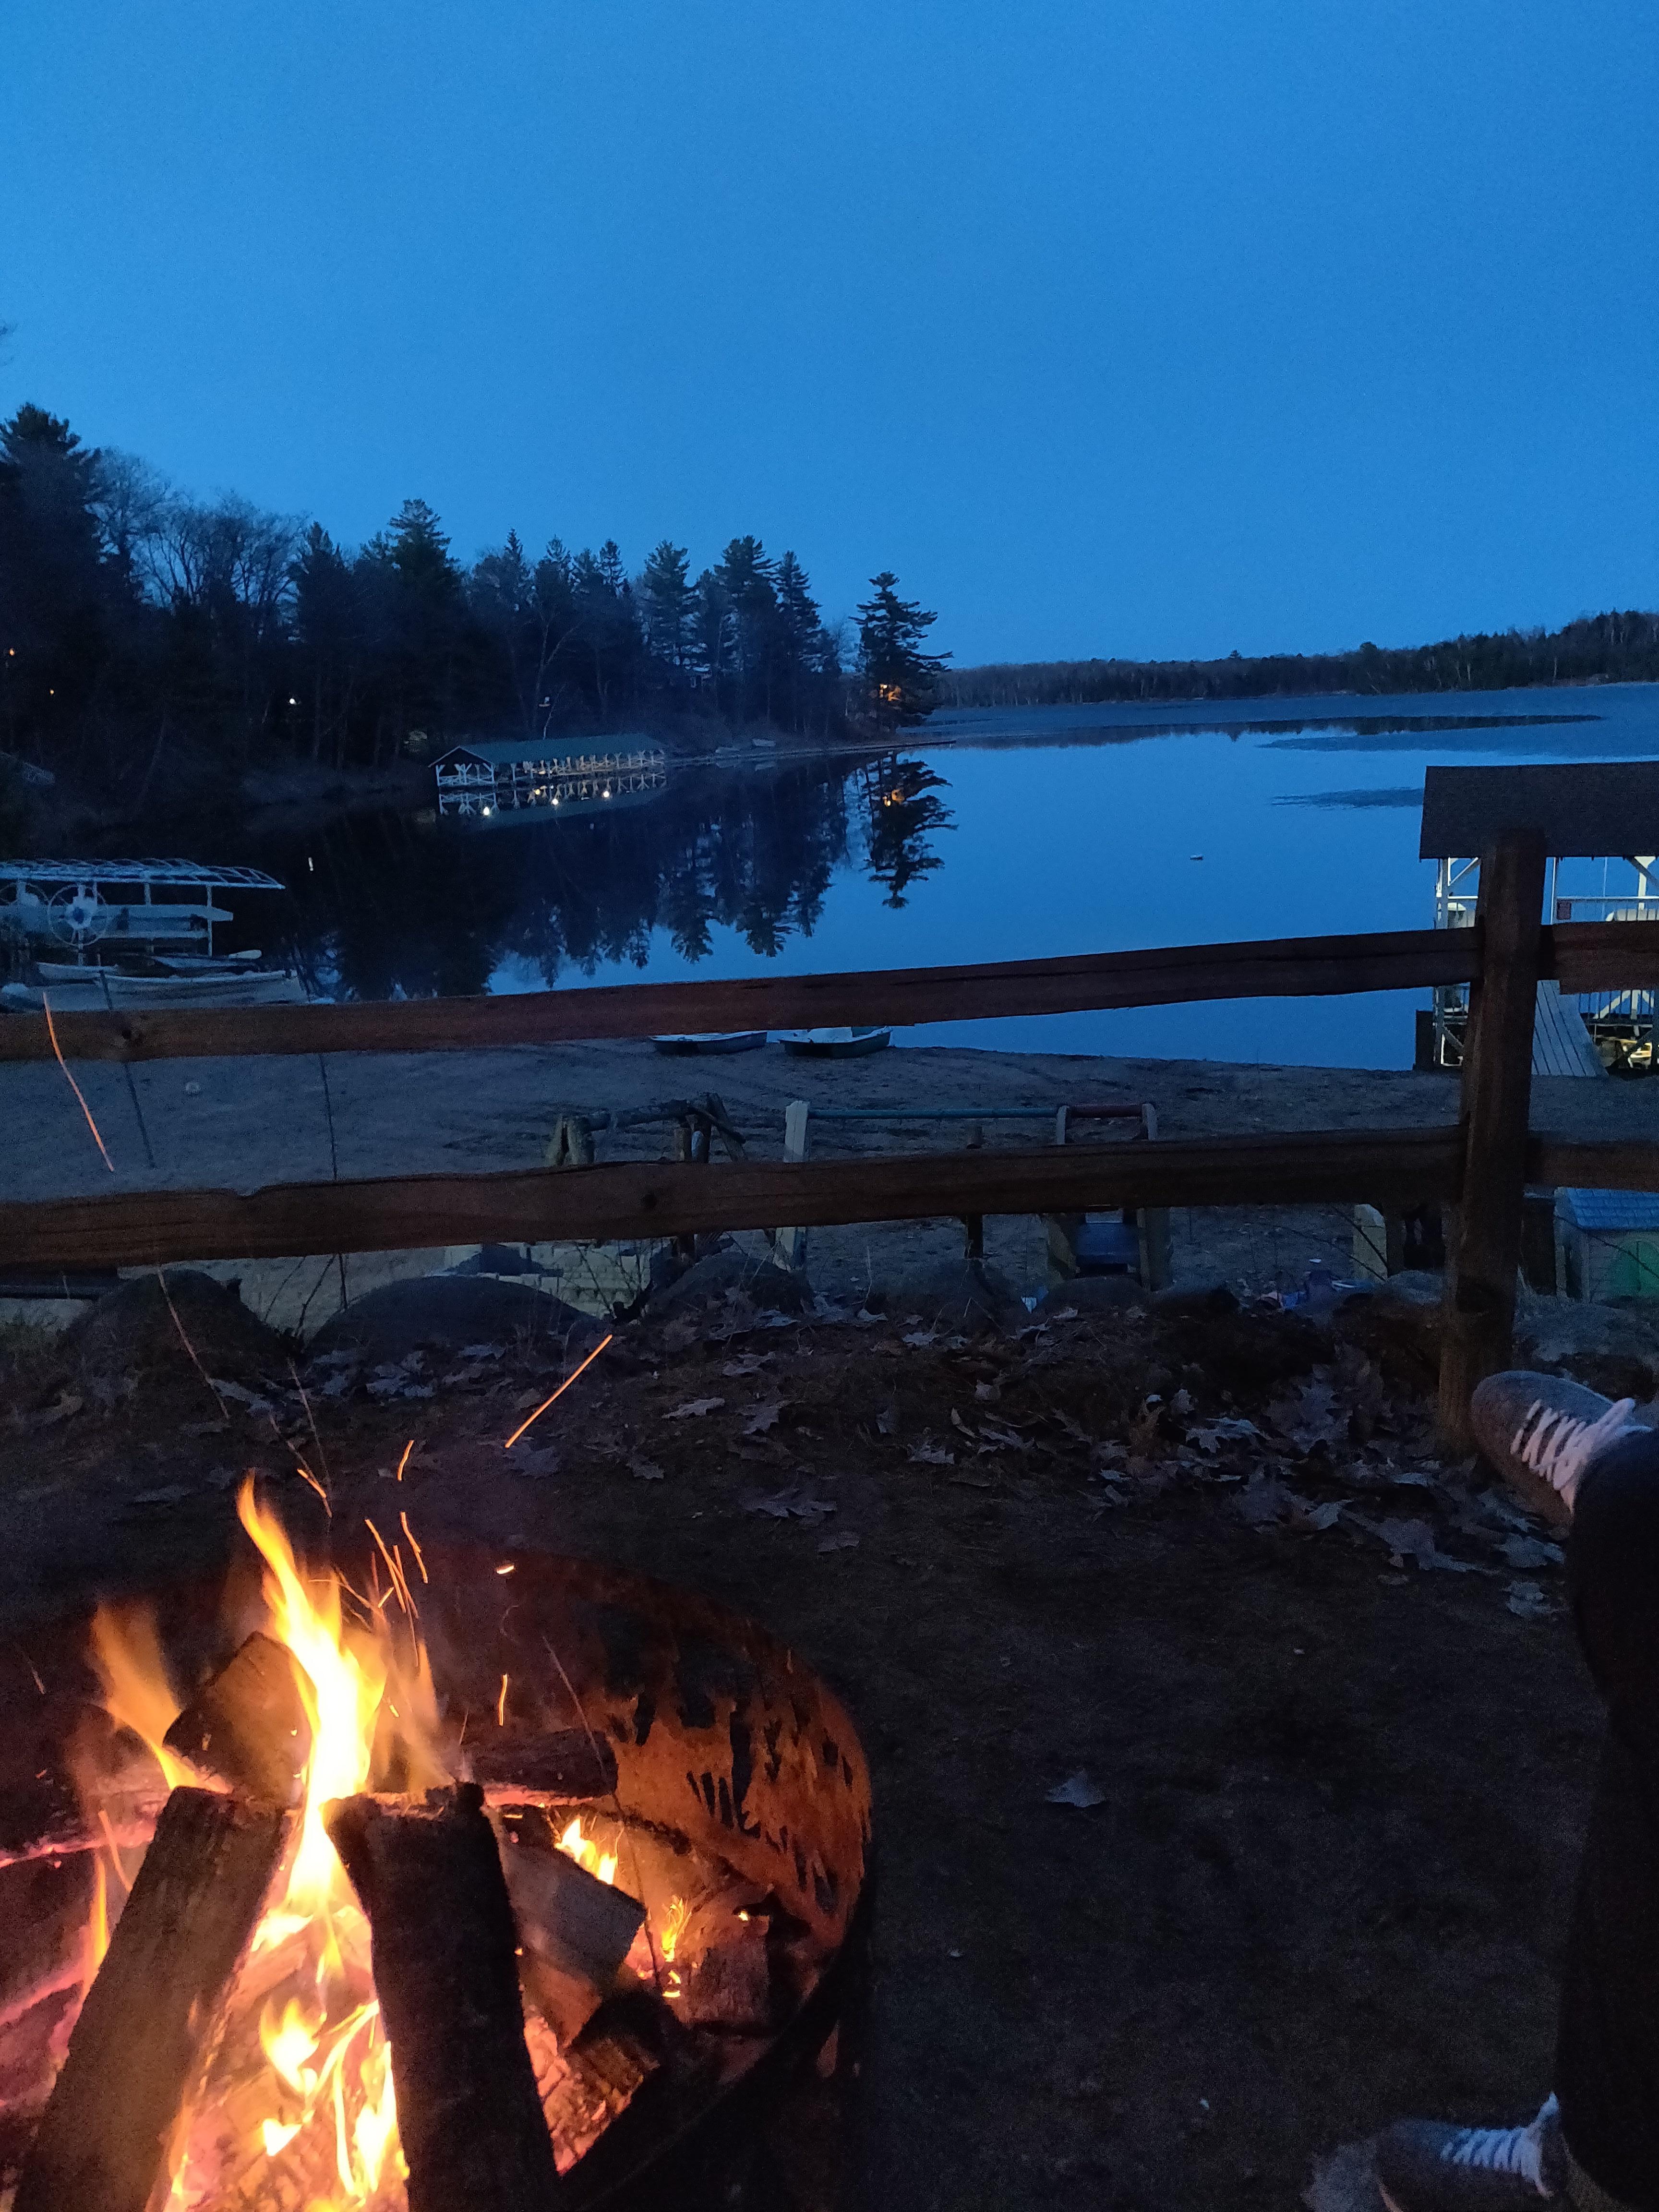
[[0, 859, 283, 887], [435, 735, 661, 768], [1420, 763, 1659, 859]]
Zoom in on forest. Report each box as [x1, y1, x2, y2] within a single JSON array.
[[0, 402, 946, 824], [945, 611, 1659, 708]]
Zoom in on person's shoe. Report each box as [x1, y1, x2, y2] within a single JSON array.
[[1375, 2094, 1565, 2208], [1469, 1372, 1641, 1526]]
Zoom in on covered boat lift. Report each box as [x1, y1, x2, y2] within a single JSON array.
[[0, 859, 284, 958]]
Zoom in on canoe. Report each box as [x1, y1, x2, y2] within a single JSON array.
[[778, 1027, 892, 1058], [652, 1031, 768, 1056]]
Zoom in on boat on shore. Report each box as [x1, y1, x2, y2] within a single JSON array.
[[779, 1027, 892, 1058], [652, 1031, 768, 1056]]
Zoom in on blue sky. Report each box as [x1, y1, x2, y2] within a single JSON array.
[[2, 0, 1654, 664]]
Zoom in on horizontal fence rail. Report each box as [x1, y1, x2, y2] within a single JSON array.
[[0, 1127, 1467, 1271], [0, 926, 1485, 1065]]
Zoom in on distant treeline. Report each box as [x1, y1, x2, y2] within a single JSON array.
[[945, 610, 1659, 709], [0, 402, 940, 820]]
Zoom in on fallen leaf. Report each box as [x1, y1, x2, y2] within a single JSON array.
[[817, 1531, 860, 1553], [741, 1484, 837, 1524], [721, 1353, 774, 1378], [628, 1455, 665, 1482], [1189, 1417, 1260, 1453], [950, 1408, 977, 1439], [1298, 1499, 1348, 1532], [1501, 1533, 1563, 1571], [907, 1442, 955, 1467], [902, 1330, 938, 1349], [742, 1399, 785, 1436], [1507, 1578, 1553, 1620], [459, 1342, 506, 1360], [876, 1404, 898, 1437], [510, 1444, 560, 1478], [1372, 1515, 1477, 1574], [179, 1419, 228, 1438], [1046, 1769, 1107, 1809], [1235, 1475, 1291, 1527], [667, 1397, 725, 1420], [974, 1380, 999, 1404]]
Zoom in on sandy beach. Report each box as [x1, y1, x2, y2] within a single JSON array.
[[7, 1036, 1657, 1333]]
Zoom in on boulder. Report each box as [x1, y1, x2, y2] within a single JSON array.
[[1334, 1271, 1444, 1382], [1150, 1277, 1239, 1321], [1036, 1275, 1147, 1317], [55, 1270, 289, 1392], [307, 1276, 598, 1366], [1515, 1293, 1659, 1403], [881, 1259, 1022, 1338], [647, 1246, 813, 1322]]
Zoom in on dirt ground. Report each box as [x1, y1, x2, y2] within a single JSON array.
[[0, 1259, 1615, 2211]]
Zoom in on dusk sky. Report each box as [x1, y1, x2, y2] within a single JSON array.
[[3, 0, 1654, 666]]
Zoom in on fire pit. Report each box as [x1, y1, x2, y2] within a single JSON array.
[[0, 1492, 872, 2210]]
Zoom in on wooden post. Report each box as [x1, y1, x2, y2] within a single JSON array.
[[778, 1099, 811, 1270], [1438, 830, 1547, 1447]]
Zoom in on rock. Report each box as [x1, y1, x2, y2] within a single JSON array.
[[1036, 1276, 1146, 1316], [1157, 1305, 1330, 1393], [647, 1247, 813, 1322], [878, 1260, 1022, 1338], [307, 1276, 597, 1366], [1334, 1271, 1444, 1381], [1515, 1293, 1659, 1402], [54, 1270, 289, 1393], [1149, 1277, 1239, 1320]]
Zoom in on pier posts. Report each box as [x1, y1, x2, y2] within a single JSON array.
[[1437, 830, 1547, 1448]]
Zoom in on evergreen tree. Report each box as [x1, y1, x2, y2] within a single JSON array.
[[855, 571, 949, 733], [639, 540, 695, 673]]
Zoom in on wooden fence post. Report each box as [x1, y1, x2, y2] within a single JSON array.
[[1437, 830, 1547, 1447]]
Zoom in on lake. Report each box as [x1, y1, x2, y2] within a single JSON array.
[[180, 683, 1659, 1070]]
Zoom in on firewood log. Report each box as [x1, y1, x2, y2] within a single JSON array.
[[14, 1787, 291, 2212], [465, 1727, 617, 1802], [162, 1631, 312, 1806], [324, 1783, 562, 2212], [494, 1806, 645, 2044]]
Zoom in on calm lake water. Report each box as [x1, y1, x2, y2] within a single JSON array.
[[177, 684, 1659, 1070]]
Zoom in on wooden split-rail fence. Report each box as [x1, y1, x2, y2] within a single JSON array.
[[4, 830, 1659, 1443]]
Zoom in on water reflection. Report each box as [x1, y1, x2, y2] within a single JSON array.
[[236, 749, 954, 1000]]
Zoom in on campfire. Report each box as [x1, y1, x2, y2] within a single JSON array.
[[0, 1490, 871, 2210]]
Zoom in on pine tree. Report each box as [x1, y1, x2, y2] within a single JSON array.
[[639, 541, 695, 673], [855, 571, 949, 733]]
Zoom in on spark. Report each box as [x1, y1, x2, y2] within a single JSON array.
[[398, 1512, 427, 1583], [363, 1519, 416, 1618], [496, 1673, 508, 1726], [294, 1461, 332, 1515], [395, 1440, 413, 1481], [503, 1332, 612, 1449], [41, 992, 114, 1172]]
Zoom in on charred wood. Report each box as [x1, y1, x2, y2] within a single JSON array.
[[14, 1786, 291, 2212], [162, 1633, 312, 1807], [323, 1783, 561, 2212], [494, 1806, 645, 2044], [465, 1727, 617, 1802]]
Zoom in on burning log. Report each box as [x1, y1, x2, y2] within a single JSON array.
[[324, 1782, 563, 2211], [162, 1631, 312, 1806], [495, 1806, 647, 2044], [465, 1727, 618, 1803], [14, 1786, 292, 2212]]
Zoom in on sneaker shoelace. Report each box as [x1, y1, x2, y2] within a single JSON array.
[[1443, 2094, 1559, 2191], [1512, 1400, 1637, 1511]]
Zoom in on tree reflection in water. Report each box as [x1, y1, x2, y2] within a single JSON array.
[[219, 751, 955, 1000]]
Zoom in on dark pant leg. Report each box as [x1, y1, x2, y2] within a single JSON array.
[[1555, 1434, 1659, 2209]]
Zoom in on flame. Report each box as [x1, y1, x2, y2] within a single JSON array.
[[659, 1894, 689, 1965], [87, 1605, 192, 1790], [558, 1815, 617, 1889]]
